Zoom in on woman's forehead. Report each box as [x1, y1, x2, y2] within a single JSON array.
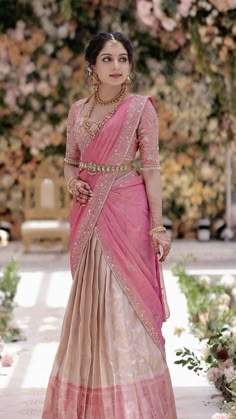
[[98, 41, 128, 56]]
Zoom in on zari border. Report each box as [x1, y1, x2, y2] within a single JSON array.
[[94, 229, 166, 359], [71, 95, 148, 276]]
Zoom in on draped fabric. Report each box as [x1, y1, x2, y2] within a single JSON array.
[[42, 95, 177, 418]]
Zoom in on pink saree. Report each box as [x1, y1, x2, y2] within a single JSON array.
[[42, 95, 177, 419]]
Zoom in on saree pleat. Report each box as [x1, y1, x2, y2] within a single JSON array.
[[42, 229, 176, 419]]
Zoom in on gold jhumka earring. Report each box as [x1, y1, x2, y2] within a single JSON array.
[[87, 67, 100, 92], [126, 74, 131, 85]]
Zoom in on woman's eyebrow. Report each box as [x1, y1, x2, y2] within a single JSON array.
[[99, 53, 128, 57]]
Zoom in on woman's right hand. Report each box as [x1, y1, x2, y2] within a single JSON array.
[[152, 230, 171, 262], [72, 179, 93, 206]]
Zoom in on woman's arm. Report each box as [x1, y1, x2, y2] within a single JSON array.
[[64, 103, 80, 181], [64, 103, 93, 205], [138, 98, 170, 262]]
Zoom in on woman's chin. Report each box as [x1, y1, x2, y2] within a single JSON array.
[[102, 78, 126, 87]]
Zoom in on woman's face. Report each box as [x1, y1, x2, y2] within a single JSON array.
[[92, 40, 131, 87]]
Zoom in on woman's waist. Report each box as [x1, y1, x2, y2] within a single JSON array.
[[78, 159, 134, 176]]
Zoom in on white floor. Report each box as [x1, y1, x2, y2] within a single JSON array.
[[1, 240, 234, 418]]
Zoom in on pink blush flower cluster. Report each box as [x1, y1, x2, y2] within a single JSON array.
[[1, 353, 13, 367]]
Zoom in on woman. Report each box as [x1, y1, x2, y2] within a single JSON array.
[[42, 32, 177, 419]]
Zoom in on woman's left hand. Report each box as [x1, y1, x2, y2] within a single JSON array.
[[152, 230, 171, 262]]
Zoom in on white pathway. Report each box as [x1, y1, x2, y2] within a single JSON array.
[[1, 240, 235, 419]]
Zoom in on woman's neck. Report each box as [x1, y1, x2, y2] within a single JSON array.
[[96, 84, 123, 102]]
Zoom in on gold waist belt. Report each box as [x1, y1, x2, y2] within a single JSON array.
[[79, 161, 133, 175]]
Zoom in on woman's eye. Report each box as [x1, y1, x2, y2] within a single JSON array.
[[120, 57, 128, 62], [102, 57, 111, 62]]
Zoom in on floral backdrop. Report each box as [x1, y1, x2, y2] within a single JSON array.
[[0, 0, 235, 238]]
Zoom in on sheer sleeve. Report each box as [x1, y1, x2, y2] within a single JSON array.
[[138, 99, 160, 171], [64, 102, 80, 167], [137, 98, 163, 228]]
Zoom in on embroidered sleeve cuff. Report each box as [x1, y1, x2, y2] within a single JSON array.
[[140, 164, 161, 171]]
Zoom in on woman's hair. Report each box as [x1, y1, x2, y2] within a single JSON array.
[[85, 32, 134, 66]]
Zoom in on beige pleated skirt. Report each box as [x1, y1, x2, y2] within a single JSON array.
[[42, 231, 177, 419]]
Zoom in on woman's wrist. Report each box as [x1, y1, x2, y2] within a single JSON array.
[[66, 176, 79, 194], [149, 225, 166, 236]]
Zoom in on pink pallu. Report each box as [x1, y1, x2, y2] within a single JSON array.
[[70, 95, 167, 354]]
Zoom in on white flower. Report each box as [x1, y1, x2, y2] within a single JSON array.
[[32, 0, 45, 18], [218, 304, 229, 312], [153, 0, 177, 31], [57, 24, 69, 39], [231, 326, 236, 338], [231, 288, 236, 303], [198, 275, 211, 285], [0, 63, 11, 78], [50, 75, 59, 86], [4, 89, 18, 108], [224, 366, 236, 384], [36, 81, 51, 97], [2, 174, 15, 188], [0, 192, 8, 203], [0, 290, 5, 305], [19, 82, 35, 96], [211, 414, 227, 419], [43, 43, 54, 55], [220, 293, 231, 305], [0, 336, 4, 352], [41, 18, 57, 38], [220, 275, 236, 290], [13, 20, 26, 41], [207, 367, 221, 382], [221, 329, 232, 339], [178, 0, 193, 17], [30, 97, 41, 111], [61, 65, 73, 78]]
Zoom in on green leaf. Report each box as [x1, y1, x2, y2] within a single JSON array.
[[60, 0, 72, 19]]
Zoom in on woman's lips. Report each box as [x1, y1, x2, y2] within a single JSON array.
[[109, 74, 122, 78]]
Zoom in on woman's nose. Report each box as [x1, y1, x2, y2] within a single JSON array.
[[113, 59, 120, 69]]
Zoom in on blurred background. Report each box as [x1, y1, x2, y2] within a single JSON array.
[[0, 0, 236, 243], [0, 3, 236, 417]]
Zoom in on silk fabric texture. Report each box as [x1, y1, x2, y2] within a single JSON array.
[[42, 95, 177, 418]]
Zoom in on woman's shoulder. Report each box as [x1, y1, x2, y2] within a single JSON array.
[[70, 97, 88, 110], [132, 94, 156, 106], [132, 94, 157, 113]]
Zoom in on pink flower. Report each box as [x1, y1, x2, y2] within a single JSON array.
[[211, 414, 227, 419], [136, 0, 159, 30], [1, 353, 13, 367], [178, 0, 193, 17]]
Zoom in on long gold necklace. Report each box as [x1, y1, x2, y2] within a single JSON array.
[[82, 85, 127, 139], [94, 84, 127, 105]]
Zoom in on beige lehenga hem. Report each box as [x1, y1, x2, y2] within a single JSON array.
[[42, 232, 177, 419]]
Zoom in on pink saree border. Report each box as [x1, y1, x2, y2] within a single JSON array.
[[70, 95, 148, 276], [43, 370, 176, 419]]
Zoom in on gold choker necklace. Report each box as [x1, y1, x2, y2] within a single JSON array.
[[82, 86, 127, 138], [95, 84, 127, 105]]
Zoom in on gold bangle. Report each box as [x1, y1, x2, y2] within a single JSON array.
[[66, 176, 78, 194], [149, 226, 166, 236]]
